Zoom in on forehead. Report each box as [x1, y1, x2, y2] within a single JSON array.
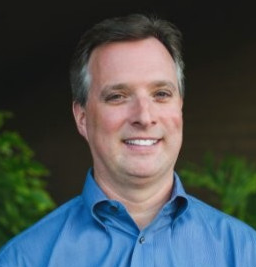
[[87, 37, 178, 90], [89, 37, 174, 66]]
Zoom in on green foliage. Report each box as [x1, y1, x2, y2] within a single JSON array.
[[0, 111, 56, 246], [179, 153, 256, 228]]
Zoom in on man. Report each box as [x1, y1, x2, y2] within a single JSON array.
[[0, 14, 255, 267]]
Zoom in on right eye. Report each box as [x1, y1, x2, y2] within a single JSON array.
[[105, 93, 126, 104]]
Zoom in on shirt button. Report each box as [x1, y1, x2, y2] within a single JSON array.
[[139, 236, 145, 244]]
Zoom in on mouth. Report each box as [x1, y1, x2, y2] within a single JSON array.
[[123, 139, 159, 146]]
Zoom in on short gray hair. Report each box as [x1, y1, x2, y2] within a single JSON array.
[[70, 14, 185, 106]]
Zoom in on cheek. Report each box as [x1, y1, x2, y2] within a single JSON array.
[[87, 106, 127, 136], [163, 107, 183, 130], [173, 112, 183, 129]]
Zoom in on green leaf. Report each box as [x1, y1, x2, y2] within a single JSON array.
[[0, 111, 56, 247], [179, 153, 256, 229]]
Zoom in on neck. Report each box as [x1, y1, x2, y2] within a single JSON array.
[[95, 172, 174, 229]]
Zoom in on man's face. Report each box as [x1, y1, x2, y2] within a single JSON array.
[[74, 37, 183, 186]]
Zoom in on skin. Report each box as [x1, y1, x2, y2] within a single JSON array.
[[73, 37, 183, 228]]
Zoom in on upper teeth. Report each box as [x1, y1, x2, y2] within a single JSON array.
[[125, 139, 157, 146]]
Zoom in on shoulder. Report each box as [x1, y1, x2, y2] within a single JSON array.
[[0, 195, 85, 265], [186, 195, 256, 241]]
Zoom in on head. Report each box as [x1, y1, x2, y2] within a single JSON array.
[[70, 14, 185, 106], [72, 14, 184, 190]]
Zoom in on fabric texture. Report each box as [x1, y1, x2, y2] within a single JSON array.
[[1, 168, 256, 267]]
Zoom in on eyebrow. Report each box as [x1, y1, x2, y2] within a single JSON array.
[[149, 80, 177, 91], [102, 83, 130, 92]]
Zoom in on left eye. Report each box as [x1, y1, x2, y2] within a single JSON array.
[[154, 90, 172, 100]]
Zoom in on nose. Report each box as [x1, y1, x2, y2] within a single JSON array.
[[130, 97, 156, 128]]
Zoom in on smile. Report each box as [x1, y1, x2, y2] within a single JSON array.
[[124, 139, 158, 146]]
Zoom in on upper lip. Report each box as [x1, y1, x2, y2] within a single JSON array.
[[123, 137, 160, 141]]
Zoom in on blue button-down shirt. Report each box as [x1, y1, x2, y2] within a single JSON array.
[[1, 169, 256, 266]]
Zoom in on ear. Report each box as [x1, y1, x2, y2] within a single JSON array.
[[72, 102, 88, 141]]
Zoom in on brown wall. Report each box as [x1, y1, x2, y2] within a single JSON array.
[[181, 40, 256, 164]]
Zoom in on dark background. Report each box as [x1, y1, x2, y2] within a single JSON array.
[[1, 1, 256, 204]]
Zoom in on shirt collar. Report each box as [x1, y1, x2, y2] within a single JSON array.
[[82, 168, 188, 220], [161, 172, 188, 218], [172, 171, 188, 201], [82, 168, 108, 211]]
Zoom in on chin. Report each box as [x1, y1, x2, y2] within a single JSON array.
[[124, 166, 161, 180]]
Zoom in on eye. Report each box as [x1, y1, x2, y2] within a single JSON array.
[[154, 90, 173, 102], [105, 93, 126, 104]]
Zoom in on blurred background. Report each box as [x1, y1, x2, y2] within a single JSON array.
[[1, 0, 256, 205]]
